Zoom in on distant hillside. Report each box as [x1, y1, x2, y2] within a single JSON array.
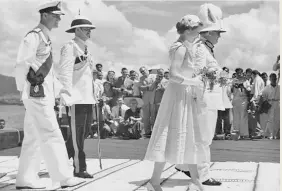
[[0, 74, 22, 105], [0, 74, 18, 96]]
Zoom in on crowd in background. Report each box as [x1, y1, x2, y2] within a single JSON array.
[[55, 55, 280, 141]]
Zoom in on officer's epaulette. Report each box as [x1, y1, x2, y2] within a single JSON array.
[[25, 28, 42, 37]]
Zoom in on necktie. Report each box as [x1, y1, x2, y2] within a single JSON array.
[[84, 45, 88, 55], [118, 106, 122, 117]]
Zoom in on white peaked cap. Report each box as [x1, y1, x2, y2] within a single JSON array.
[[198, 3, 226, 33], [38, 0, 64, 15]]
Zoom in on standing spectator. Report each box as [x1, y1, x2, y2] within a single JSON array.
[[149, 69, 166, 126], [102, 81, 119, 108], [215, 67, 232, 136], [129, 70, 141, 97], [93, 70, 104, 100], [248, 70, 264, 138], [164, 71, 170, 80], [97, 71, 106, 84], [139, 66, 155, 138], [260, 73, 280, 139], [273, 55, 280, 84], [96, 63, 107, 79], [114, 68, 130, 97], [232, 73, 237, 79], [245, 68, 253, 90], [0, 119, 5, 129], [232, 68, 249, 139], [261, 72, 270, 87], [106, 70, 117, 85]]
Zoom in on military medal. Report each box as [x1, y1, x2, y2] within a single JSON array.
[[34, 85, 39, 93]]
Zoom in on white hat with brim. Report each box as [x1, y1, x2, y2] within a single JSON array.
[[123, 97, 144, 108], [198, 3, 227, 33], [38, 1, 65, 15], [66, 15, 96, 33]]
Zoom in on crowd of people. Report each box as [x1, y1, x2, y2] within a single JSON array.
[[56, 58, 280, 141], [55, 64, 170, 140]]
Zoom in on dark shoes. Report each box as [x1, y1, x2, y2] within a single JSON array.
[[202, 178, 222, 186], [175, 167, 191, 177], [74, 171, 93, 179], [175, 168, 222, 186]]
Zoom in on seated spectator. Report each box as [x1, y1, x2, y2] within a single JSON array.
[[120, 98, 144, 139], [111, 97, 130, 135], [0, 119, 5, 129], [102, 81, 119, 108], [91, 97, 114, 139]]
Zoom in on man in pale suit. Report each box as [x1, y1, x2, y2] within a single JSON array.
[[139, 66, 155, 137]]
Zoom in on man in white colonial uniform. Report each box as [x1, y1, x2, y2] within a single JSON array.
[[58, 15, 96, 178], [175, 3, 226, 186], [14, 1, 85, 189]]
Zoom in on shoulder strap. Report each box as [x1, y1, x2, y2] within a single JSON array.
[[25, 28, 42, 37], [25, 28, 51, 46]]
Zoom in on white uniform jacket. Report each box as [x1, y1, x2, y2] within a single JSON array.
[[58, 37, 96, 105], [193, 37, 225, 110], [15, 24, 55, 105]]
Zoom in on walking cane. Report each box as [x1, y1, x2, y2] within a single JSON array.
[[93, 103, 103, 170]]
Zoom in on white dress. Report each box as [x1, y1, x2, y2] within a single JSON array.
[[144, 41, 210, 165]]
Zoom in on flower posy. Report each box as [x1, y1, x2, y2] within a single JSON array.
[[198, 67, 218, 91]]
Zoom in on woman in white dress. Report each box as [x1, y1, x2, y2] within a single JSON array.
[[144, 15, 208, 191]]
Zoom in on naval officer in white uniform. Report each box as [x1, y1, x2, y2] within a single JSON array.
[[14, 1, 85, 189]]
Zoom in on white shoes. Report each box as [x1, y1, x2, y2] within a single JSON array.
[[60, 177, 86, 188]]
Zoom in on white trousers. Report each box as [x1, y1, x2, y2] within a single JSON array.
[[175, 109, 218, 182], [16, 99, 72, 186]]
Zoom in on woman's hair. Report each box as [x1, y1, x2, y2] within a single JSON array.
[[176, 21, 203, 34], [103, 81, 112, 88], [235, 68, 243, 73], [245, 68, 252, 74], [251, 70, 260, 76]]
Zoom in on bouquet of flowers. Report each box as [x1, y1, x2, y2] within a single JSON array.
[[198, 67, 218, 91], [217, 71, 230, 87]]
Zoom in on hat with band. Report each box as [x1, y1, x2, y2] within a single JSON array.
[[66, 15, 96, 33]]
